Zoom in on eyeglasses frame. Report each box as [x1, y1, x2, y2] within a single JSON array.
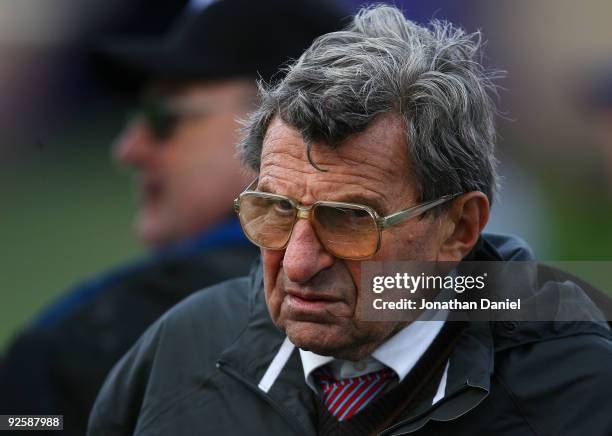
[[233, 179, 461, 260]]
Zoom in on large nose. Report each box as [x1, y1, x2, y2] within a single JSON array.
[[282, 219, 335, 284], [112, 119, 156, 168]]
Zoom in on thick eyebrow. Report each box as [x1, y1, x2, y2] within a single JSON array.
[[332, 193, 387, 215], [256, 180, 301, 202], [257, 180, 281, 195], [257, 180, 387, 214]]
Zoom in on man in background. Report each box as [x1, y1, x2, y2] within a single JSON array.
[[0, 0, 348, 434]]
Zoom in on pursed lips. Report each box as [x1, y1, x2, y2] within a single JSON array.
[[284, 289, 345, 315], [286, 289, 340, 302], [139, 175, 164, 205]]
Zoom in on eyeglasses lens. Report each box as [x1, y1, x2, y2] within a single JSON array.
[[239, 194, 379, 259], [142, 98, 177, 140], [312, 205, 379, 259], [239, 194, 296, 249]]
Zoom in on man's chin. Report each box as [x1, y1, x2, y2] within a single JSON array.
[[136, 211, 174, 247], [284, 320, 349, 357]]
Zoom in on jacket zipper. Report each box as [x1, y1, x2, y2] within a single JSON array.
[[216, 361, 311, 436]]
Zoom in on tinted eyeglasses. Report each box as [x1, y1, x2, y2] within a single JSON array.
[[134, 94, 244, 140], [139, 96, 180, 140], [234, 179, 460, 260]]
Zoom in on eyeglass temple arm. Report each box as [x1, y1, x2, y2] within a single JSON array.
[[243, 178, 258, 191], [380, 194, 460, 229], [234, 178, 259, 213]]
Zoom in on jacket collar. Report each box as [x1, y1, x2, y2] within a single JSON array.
[[382, 321, 494, 435], [217, 257, 497, 436], [216, 234, 541, 434], [216, 262, 317, 436]]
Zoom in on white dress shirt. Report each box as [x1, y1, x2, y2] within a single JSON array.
[[299, 320, 446, 393], [257, 316, 451, 405]]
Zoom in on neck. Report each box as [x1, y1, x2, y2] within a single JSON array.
[[324, 321, 410, 362]]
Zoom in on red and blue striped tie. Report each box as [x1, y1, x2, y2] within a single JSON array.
[[314, 367, 396, 421]]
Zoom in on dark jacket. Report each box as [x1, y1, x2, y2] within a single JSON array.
[[0, 218, 258, 436], [88, 234, 612, 436]]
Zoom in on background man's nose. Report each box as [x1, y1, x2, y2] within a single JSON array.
[[282, 220, 335, 283], [112, 120, 156, 167]]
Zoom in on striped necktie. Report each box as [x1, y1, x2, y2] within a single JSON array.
[[314, 367, 396, 421]]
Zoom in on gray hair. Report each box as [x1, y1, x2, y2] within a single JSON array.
[[239, 4, 502, 206]]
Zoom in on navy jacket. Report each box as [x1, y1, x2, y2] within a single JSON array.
[[0, 218, 258, 436]]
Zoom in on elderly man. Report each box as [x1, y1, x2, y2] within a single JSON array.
[[88, 5, 612, 435], [0, 0, 347, 434]]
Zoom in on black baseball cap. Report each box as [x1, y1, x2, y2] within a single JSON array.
[[94, 0, 351, 91]]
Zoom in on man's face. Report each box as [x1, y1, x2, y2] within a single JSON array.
[[259, 114, 451, 361], [114, 80, 255, 247]]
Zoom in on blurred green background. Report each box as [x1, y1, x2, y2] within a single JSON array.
[[0, 112, 144, 349]]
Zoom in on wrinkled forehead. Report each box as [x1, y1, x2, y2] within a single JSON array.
[[258, 114, 418, 210]]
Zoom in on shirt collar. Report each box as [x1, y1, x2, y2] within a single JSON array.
[[372, 319, 445, 381], [299, 319, 446, 393], [299, 350, 334, 392]]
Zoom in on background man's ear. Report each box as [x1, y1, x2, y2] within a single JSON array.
[[437, 191, 490, 261]]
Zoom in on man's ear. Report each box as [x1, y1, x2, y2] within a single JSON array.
[[437, 191, 490, 261]]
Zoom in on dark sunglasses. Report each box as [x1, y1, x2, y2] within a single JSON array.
[[132, 93, 254, 140], [139, 96, 177, 140]]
